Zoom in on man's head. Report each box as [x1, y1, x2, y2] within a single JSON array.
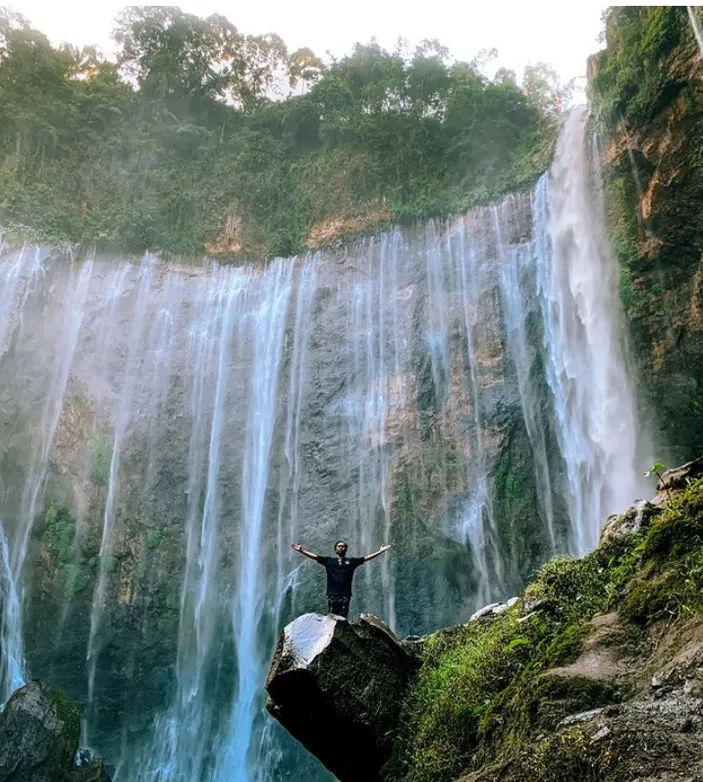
[[334, 540, 348, 557]]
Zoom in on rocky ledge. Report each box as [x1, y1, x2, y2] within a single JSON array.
[[266, 457, 703, 781], [0, 680, 110, 782]]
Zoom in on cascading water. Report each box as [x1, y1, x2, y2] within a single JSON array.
[[216, 260, 294, 780], [0, 520, 24, 705], [535, 107, 647, 554], [0, 107, 648, 779], [688, 6, 703, 59], [497, 206, 559, 554]]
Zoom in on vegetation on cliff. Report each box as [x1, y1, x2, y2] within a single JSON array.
[[385, 466, 703, 781], [589, 7, 695, 129], [589, 6, 703, 463], [0, 7, 565, 258]]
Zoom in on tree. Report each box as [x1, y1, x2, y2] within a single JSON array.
[[0, 9, 555, 257], [113, 7, 237, 109], [288, 48, 324, 94], [522, 62, 572, 117]]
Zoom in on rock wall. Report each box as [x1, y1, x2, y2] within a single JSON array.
[[590, 6, 703, 464], [0, 206, 555, 776]]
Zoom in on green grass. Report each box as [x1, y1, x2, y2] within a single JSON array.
[[386, 477, 703, 782]]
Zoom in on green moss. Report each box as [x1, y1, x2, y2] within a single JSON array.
[[523, 553, 610, 625], [591, 7, 689, 130], [62, 563, 91, 599], [47, 685, 80, 746], [619, 264, 634, 311], [146, 529, 164, 550], [493, 446, 524, 510], [540, 623, 590, 668], [41, 505, 97, 598], [617, 480, 703, 623], [102, 555, 119, 574], [388, 477, 703, 782], [89, 434, 112, 487], [602, 174, 642, 315], [43, 505, 76, 566], [510, 726, 603, 782]]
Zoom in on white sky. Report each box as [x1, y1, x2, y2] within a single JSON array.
[[10, 2, 608, 89]]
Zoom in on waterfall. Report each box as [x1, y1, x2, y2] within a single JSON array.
[[216, 259, 294, 780], [0, 520, 24, 705], [0, 107, 648, 780], [688, 6, 703, 60], [86, 259, 155, 740], [534, 107, 646, 554]]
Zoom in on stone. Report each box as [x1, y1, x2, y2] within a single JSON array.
[[599, 499, 657, 548], [265, 613, 421, 782], [657, 457, 703, 493], [0, 680, 111, 782], [469, 598, 519, 623], [520, 596, 558, 616], [73, 749, 112, 782], [469, 602, 502, 622], [590, 726, 612, 743]]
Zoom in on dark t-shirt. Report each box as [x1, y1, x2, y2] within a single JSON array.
[[316, 555, 365, 597]]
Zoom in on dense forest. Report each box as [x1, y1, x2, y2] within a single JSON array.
[[0, 6, 568, 258]]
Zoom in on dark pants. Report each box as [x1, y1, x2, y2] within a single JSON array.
[[327, 595, 351, 618]]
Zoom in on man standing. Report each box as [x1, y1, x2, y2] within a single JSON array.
[[291, 539, 391, 618]]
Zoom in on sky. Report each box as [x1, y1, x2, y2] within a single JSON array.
[[10, 1, 608, 92]]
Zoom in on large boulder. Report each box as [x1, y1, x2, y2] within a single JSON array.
[[265, 613, 421, 782], [0, 681, 111, 782]]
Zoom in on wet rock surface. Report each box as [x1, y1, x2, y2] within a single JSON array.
[[0, 680, 111, 782], [266, 613, 421, 782], [592, 16, 703, 465]]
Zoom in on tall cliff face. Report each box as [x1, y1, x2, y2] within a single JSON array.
[[0, 107, 645, 779], [590, 6, 703, 464]]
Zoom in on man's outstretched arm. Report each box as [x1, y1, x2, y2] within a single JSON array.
[[291, 543, 320, 560], [363, 544, 391, 562]]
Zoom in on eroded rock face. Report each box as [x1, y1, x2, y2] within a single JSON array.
[[0, 680, 110, 782], [658, 455, 703, 493], [599, 499, 658, 547], [266, 613, 421, 782], [592, 15, 703, 464]]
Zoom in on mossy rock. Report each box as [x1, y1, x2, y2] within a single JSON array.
[[385, 476, 703, 782]]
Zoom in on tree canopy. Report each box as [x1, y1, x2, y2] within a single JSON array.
[[0, 6, 564, 258]]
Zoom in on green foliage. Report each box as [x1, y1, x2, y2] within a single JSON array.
[[43, 505, 77, 566], [493, 446, 525, 511], [0, 10, 562, 258], [146, 528, 164, 550], [618, 478, 703, 623], [101, 555, 119, 574], [42, 504, 94, 598], [89, 435, 112, 487], [644, 461, 666, 477], [590, 7, 690, 131], [394, 613, 529, 781], [523, 554, 610, 625], [62, 563, 91, 599], [389, 478, 703, 782], [603, 175, 640, 313]]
